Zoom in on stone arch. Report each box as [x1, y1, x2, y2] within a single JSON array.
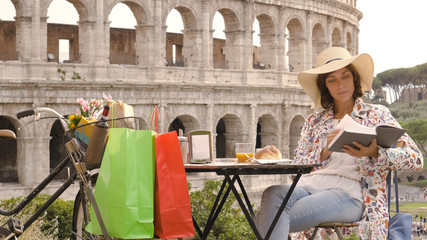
[[215, 114, 243, 158], [106, 1, 151, 65], [164, 5, 200, 68], [163, 4, 198, 30], [42, 0, 91, 20], [0, 115, 18, 182], [346, 31, 352, 53], [256, 114, 279, 149], [289, 114, 305, 159], [331, 27, 342, 47], [255, 13, 276, 69], [44, 0, 81, 63], [168, 114, 200, 134], [106, 0, 150, 24], [10, 0, 25, 16], [217, 7, 241, 32], [312, 22, 326, 67], [216, 8, 242, 69], [286, 17, 304, 72]]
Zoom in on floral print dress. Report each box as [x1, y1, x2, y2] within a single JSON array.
[[293, 98, 423, 239]]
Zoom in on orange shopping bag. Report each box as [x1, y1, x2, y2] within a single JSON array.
[[154, 131, 195, 239]]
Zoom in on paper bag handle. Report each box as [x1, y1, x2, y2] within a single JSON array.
[[148, 106, 159, 133]]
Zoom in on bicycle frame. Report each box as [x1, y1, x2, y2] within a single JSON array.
[[0, 107, 111, 239], [0, 156, 71, 217], [0, 155, 77, 231]]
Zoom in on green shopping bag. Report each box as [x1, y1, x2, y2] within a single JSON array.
[[86, 128, 156, 239]]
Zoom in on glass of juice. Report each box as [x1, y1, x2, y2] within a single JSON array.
[[235, 143, 255, 163]]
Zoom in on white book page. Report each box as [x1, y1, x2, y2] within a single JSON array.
[[336, 114, 374, 134]]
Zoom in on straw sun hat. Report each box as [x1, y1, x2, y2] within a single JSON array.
[[297, 47, 374, 108]]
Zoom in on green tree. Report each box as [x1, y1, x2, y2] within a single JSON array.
[[400, 119, 427, 157], [373, 62, 427, 102]]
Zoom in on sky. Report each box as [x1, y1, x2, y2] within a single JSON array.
[[0, 0, 426, 76]]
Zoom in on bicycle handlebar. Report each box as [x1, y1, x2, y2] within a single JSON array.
[[17, 109, 35, 119], [17, 107, 69, 133]]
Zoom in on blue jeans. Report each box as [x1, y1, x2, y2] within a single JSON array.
[[256, 184, 363, 239]]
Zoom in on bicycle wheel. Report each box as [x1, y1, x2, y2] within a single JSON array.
[[0, 227, 17, 240], [72, 174, 105, 240], [72, 188, 105, 240]]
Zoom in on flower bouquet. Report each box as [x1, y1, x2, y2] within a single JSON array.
[[68, 93, 113, 130], [69, 94, 113, 145]]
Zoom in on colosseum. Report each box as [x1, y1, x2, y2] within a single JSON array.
[[0, 0, 361, 199]]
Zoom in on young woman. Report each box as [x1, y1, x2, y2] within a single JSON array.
[[256, 47, 423, 239]]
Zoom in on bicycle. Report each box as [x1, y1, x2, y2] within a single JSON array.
[[0, 107, 137, 240]]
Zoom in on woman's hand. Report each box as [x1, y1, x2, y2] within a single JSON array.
[[320, 129, 341, 161], [342, 138, 379, 159]]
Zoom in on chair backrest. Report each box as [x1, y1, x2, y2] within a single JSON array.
[[387, 170, 400, 214]]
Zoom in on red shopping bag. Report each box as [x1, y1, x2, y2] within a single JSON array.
[[154, 131, 195, 239]]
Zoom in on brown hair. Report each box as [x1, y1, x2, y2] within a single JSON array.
[[316, 64, 363, 109]]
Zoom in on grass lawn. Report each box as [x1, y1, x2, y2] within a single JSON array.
[[390, 202, 427, 218]]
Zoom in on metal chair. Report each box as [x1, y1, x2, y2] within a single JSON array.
[[309, 222, 360, 240]]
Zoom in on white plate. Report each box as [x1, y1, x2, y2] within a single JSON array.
[[252, 159, 294, 165]]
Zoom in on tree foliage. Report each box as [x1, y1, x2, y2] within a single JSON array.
[[0, 194, 73, 239], [400, 119, 427, 157], [389, 100, 427, 122], [189, 180, 256, 240], [387, 100, 427, 161], [373, 63, 427, 102]]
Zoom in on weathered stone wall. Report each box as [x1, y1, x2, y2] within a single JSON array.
[[0, 0, 362, 200]]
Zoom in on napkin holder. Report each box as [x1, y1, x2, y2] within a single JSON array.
[[186, 130, 212, 164]]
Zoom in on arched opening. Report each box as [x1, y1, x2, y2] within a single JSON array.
[[214, 9, 241, 70], [108, 3, 137, 65], [289, 115, 305, 158], [252, 18, 260, 69], [346, 32, 353, 54], [165, 6, 199, 68], [0, 116, 17, 182], [0, 0, 17, 61], [216, 114, 243, 158], [215, 119, 226, 158], [312, 23, 326, 67], [256, 122, 261, 149], [256, 114, 279, 149], [286, 18, 304, 72], [168, 115, 200, 135], [254, 14, 275, 70], [49, 119, 72, 180], [212, 12, 226, 69], [47, 0, 79, 63], [166, 9, 184, 67], [168, 118, 185, 135], [331, 28, 341, 47]]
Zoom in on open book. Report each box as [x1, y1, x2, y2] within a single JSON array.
[[328, 114, 406, 152]]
